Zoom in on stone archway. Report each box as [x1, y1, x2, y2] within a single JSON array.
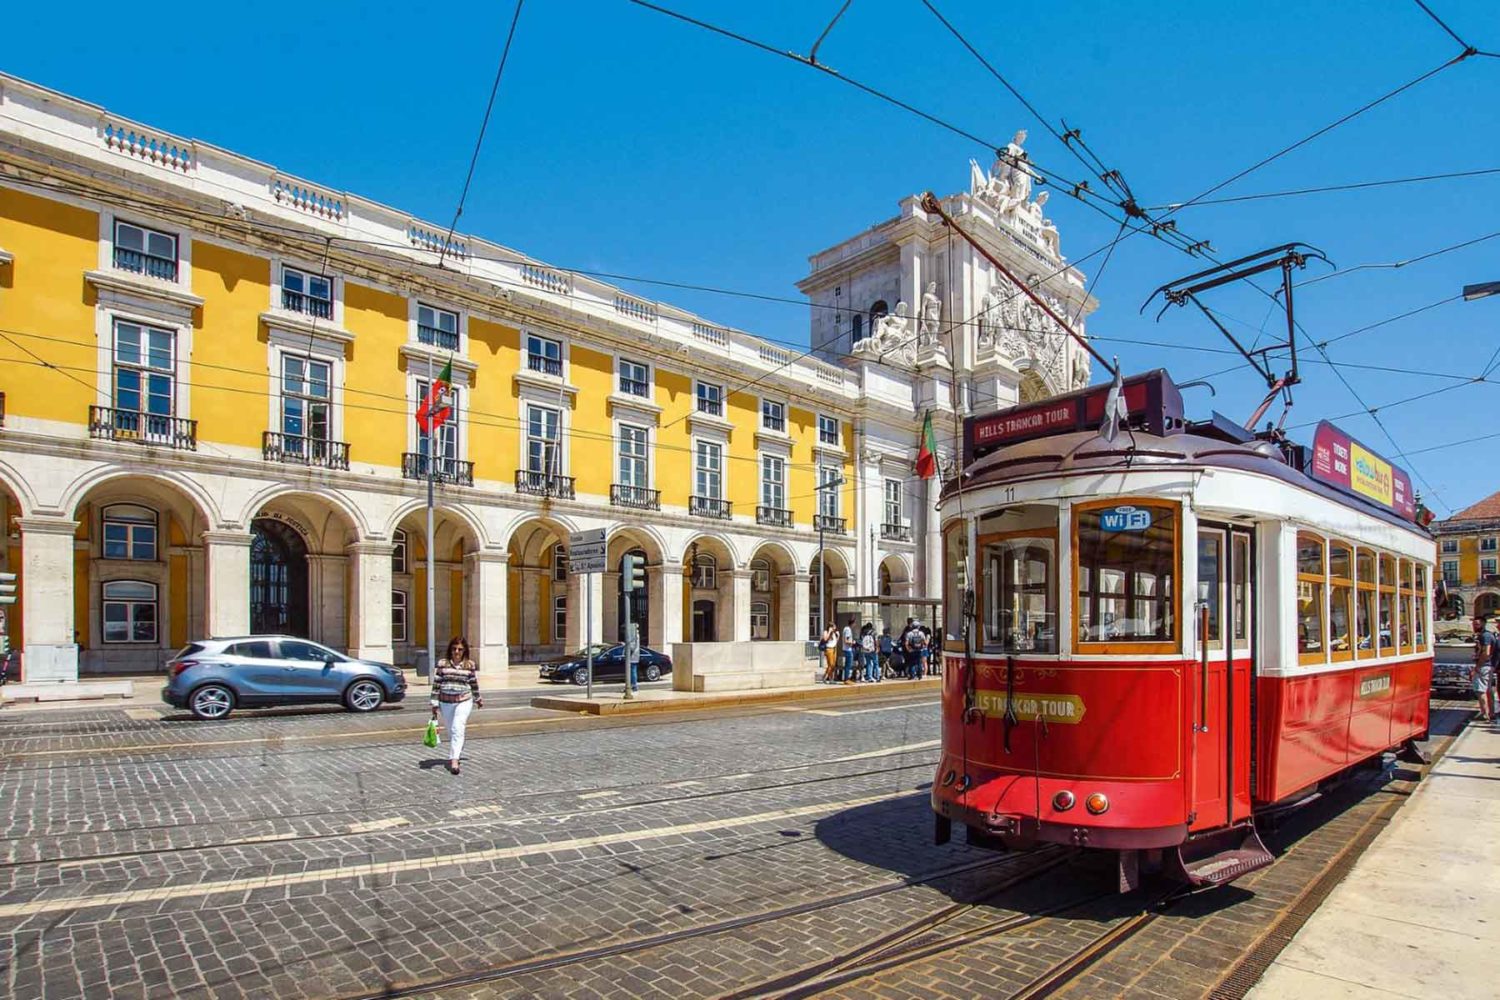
[[392, 505, 486, 667], [250, 517, 309, 637], [251, 492, 360, 653], [505, 517, 572, 663], [679, 534, 737, 643], [808, 548, 852, 641], [608, 527, 669, 648], [748, 541, 798, 642]]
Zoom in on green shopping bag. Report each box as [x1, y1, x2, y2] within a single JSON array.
[[423, 719, 439, 748]]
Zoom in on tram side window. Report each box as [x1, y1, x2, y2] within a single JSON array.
[[1378, 554, 1396, 654], [1075, 502, 1177, 647], [1231, 534, 1250, 647], [1414, 566, 1429, 650], [1355, 548, 1376, 658], [1329, 542, 1354, 662], [981, 536, 1057, 654], [1197, 531, 1223, 646], [1399, 560, 1415, 653], [943, 522, 968, 649], [1296, 534, 1326, 662]]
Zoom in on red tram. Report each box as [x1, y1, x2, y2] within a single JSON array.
[[931, 370, 1435, 889]]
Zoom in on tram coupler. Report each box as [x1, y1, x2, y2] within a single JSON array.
[[1396, 738, 1430, 766]]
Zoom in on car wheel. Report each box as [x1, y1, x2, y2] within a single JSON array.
[[190, 684, 234, 721], [345, 679, 385, 713], [644, 664, 661, 682], [571, 667, 590, 686]]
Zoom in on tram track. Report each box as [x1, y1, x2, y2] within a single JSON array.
[[0, 752, 942, 871], [333, 849, 1072, 1000]]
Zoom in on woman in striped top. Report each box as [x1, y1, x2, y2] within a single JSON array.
[[430, 636, 482, 775]]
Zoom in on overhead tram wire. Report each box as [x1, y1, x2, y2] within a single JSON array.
[[1295, 229, 1500, 290], [1410, 0, 1500, 58], [1146, 166, 1500, 210], [619, 0, 1212, 257], [436, 0, 527, 269]]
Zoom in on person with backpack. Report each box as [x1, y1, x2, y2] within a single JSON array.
[[1475, 616, 1497, 722], [860, 622, 879, 682], [902, 618, 928, 679], [879, 627, 895, 679], [841, 617, 858, 685]]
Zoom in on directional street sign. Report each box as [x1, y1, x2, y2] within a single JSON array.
[[568, 528, 607, 575]]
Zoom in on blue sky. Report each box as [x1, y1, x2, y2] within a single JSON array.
[[5, 1, 1498, 514]]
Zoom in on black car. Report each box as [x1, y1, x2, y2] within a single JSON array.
[[539, 644, 673, 685], [1431, 643, 1475, 697]]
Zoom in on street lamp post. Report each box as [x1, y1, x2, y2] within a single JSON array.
[[814, 475, 844, 641]]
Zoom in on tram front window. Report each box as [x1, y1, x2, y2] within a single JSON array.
[[981, 537, 1057, 653], [1076, 501, 1177, 647]]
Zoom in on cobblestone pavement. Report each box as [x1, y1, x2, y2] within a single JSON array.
[[0, 691, 1466, 1000]]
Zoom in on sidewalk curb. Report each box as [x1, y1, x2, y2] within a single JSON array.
[[531, 678, 941, 715]]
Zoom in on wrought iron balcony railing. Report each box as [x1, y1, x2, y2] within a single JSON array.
[[112, 246, 178, 281], [515, 469, 576, 499], [527, 353, 563, 377], [611, 484, 660, 510], [690, 496, 732, 520], [756, 505, 793, 528], [618, 377, 650, 397], [814, 514, 847, 535], [88, 406, 197, 450], [282, 288, 333, 318], [402, 452, 473, 486], [263, 432, 350, 471], [881, 522, 913, 542], [417, 324, 459, 350]]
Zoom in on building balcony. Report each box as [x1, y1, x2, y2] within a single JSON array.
[[756, 505, 793, 528], [516, 469, 576, 499], [881, 522, 913, 542], [417, 324, 459, 351], [611, 484, 660, 510], [281, 289, 332, 319], [690, 496, 732, 520], [112, 246, 178, 281], [814, 514, 847, 535], [402, 452, 473, 486], [262, 431, 350, 471], [618, 377, 650, 397], [88, 406, 197, 451], [527, 353, 563, 377]]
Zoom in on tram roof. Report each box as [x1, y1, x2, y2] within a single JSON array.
[[946, 426, 1430, 539]]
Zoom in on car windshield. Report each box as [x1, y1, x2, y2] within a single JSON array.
[[573, 644, 614, 658]]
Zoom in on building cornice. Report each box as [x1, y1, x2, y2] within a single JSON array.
[[84, 268, 204, 310]]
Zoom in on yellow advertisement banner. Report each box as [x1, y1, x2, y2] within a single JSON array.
[[973, 690, 1086, 724], [1349, 442, 1393, 507]]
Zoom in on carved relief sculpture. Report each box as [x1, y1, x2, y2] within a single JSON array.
[[919, 281, 942, 345]]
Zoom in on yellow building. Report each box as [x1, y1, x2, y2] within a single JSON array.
[[1433, 490, 1500, 620], [0, 74, 1095, 686]]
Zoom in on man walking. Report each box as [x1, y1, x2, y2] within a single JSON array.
[[841, 617, 857, 685], [1473, 616, 1495, 722]]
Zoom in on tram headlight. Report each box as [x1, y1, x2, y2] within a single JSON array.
[[1052, 790, 1075, 812], [1085, 792, 1110, 815]]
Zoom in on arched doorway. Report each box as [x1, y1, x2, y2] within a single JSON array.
[[250, 517, 309, 637], [1476, 592, 1500, 619], [691, 599, 716, 642], [619, 548, 649, 642]]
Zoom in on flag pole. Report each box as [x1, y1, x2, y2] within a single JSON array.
[[426, 354, 436, 679]]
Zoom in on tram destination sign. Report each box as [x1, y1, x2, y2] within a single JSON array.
[[964, 369, 1184, 466], [1308, 422, 1415, 521]]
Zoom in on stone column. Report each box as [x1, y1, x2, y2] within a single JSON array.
[[465, 550, 509, 672], [922, 476, 942, 601], [186, 545, 206, 646], [17, 516, 80, 682], [780, 572, 810, 643], [516, 566, 544, 661], [346, 541, 394, 662], [652, 559, 683, 647], [724, 568, 753, 642], [433, 559, 459, 642], [306, 553, 349, 650], [567, 570, 604, 649], [203, 530, 253, 639], [602, 570, 621, 642]]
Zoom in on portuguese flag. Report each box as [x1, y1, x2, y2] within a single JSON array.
[[914, 410, 938, 479], [416, 359, 454, 434]]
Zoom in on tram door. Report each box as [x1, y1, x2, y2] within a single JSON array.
[[1192, 525, 1255, 831]]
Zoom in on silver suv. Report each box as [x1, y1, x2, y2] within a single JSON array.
[[162, 636, 407, 720]]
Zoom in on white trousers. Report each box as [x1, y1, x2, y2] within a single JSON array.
[[438, 699, 474, 761]]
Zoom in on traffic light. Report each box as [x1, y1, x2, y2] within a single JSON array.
[[0, 571, 15, 606], [623, 555, 646, 592]]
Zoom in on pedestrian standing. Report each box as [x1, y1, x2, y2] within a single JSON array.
[[879, 627, 895, 679], [861, 622, 879, 683], [430, 636, 482, 775], [841, 617, 857, 685], [1475, 616, 1498, 723], [821, 624, 840, 683], [905, 621, 929, 679]]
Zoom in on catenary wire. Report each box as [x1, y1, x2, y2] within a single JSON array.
[[1146, 165, 1500, 210], [1295, 230, 1500, 289]]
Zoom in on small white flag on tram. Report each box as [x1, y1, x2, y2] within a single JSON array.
[[1098, 360, 1127, 444]]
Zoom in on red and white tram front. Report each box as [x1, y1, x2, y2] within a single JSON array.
[[931, 370, 1435, 887]]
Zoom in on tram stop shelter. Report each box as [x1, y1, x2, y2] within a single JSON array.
[[832, 596, 944, 643]]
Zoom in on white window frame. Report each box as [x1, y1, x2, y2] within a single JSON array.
[[391, 590, 408, 643], [817, 413, 840, 447], [102, 504, 158, 562], [1440, 539, 1458, 554], [761, 398, 786, 433], [883, 478, 904, 527], [111, 219, 178, 281], [695, 380, 724, 418], [392, 530, 408, 574], [1482, 557, 1498, 579], [526, 403, 563, 476], [553, 595, 568, 644], [99, 210, 192, 289], [751, 558, 772, 593], [111, 318, 177, 419], [278, 352, 334, 445], [1441, 559, 1459, 584], [1483, 537, 1499, 552], [692, 553, 718, 590], [279, 264, 335, 320], [761, 454, 786, 511], [413, 376, 462, 469], [818, 465, 841, 519], [695, 440, 724, 501], [415, 302, 461, 352], [618, 358, 651, 397], [101, 580, 158, 644], [750, 601, 770, 640], [526, 333, 564, 377], [618, 423, 650, 489], [553, 543, 568, 581]]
